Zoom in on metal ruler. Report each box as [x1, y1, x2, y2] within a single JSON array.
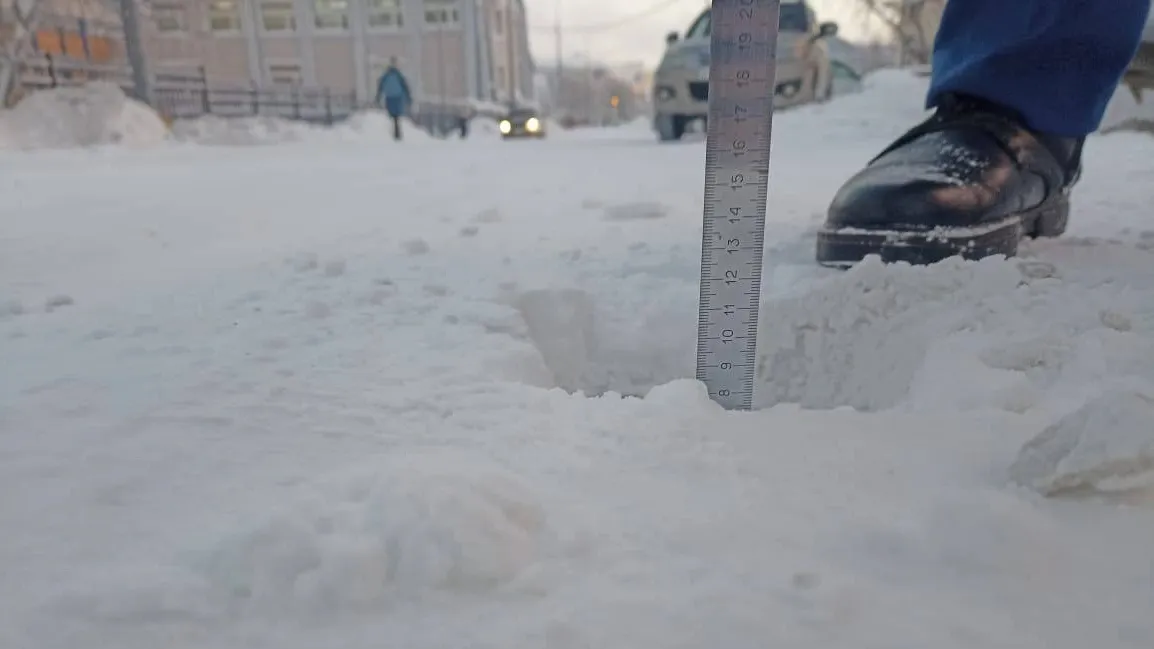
[[696, 0, 780, 410]]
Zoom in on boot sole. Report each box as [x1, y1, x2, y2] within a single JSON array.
[[814, 192, 1070, 268]]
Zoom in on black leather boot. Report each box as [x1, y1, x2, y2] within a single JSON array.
[[815, 93, 1084, 266]]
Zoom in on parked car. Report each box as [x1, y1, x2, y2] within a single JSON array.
[[498, 107, 546, 139], [652, 0, 838, 141]]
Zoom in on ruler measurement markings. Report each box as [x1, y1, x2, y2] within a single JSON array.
[[695, 0, 780, 410]]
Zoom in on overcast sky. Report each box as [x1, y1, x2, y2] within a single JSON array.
[[522, 0, 888, 68]]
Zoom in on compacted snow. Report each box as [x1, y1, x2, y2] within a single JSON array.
[[2, 72, 1153, 649]]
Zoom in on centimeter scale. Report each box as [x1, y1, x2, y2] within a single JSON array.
[[695, 0, 781, 410]]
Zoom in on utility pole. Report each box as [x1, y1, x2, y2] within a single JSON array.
[[117, 0, 153, 105], [505, 0, 516, 108], [553, 0, 562, 116], [435, 19, 446, 134]]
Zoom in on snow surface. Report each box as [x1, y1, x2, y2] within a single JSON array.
[[169, 110, 434, 146], [0, 82, 168, 151], [2, 69, 1154, 649]]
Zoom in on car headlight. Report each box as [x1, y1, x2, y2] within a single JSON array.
[[526, 117, 540, 132], [776, 79, 802, 97], [499, 120, 511, 134]]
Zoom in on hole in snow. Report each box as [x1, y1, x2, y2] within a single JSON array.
[[512, 288, 694, 397]]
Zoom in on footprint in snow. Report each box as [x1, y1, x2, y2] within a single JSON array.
[[323, 260, 346, 277], [602, 202, 669, 221], [287, 252, 318, 272], [402, 239, 431, 255], [45, 295, 74, 312], [472, 208, 502, 223]]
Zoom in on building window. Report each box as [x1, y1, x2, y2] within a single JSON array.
[[208, 0, 241, 32], [268, 62, 303, 86], [367, 0, 404, 28], [424, 0, 459, 24], [314, 0, 348, 30], [261, 0, 296, 32], [152, 2, 187, 33]]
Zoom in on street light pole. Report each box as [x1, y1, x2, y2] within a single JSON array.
[[505, 0, 516, 107], [436, 19, 446, 135]]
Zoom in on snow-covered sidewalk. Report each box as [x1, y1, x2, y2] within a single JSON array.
[[2, 72, 1153, 649]]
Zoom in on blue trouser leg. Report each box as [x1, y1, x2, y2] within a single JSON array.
[[927, 0, 1152, 136]]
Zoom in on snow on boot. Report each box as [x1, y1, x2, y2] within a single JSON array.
[[815, 93, 1083, 267]]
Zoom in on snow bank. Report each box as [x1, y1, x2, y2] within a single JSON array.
[[0, 82, 169, 150], [169, 114, 319, 146], [327, 109, 430, 142], [754, 256, 1026, 411], [469, 117, 503, 140], [170, 110, 431, 146]]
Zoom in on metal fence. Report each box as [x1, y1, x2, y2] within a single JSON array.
[[153, 84, 358, 126], [12, 53, 508, 131], [15, 53, 359, 125]]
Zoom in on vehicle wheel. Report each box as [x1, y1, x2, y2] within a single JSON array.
[[811, 69, 831, 103], [655, 113, 686, 141]]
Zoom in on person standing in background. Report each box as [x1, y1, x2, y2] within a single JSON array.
[[376, 58, 412, 141]]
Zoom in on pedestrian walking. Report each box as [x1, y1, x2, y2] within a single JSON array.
[[376, 58, 412, 141]]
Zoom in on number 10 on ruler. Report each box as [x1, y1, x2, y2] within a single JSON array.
[[695, 0, 779, 410]]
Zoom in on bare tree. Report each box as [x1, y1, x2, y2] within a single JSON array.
[[840, 0, 936, 66], [0, 0, 44, 105]]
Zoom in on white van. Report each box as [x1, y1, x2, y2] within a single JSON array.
[[652, 0, 839, 141]]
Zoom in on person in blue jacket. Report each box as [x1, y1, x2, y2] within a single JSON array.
[[816, 0, 1152, 267], [376, 58, 412, 141]]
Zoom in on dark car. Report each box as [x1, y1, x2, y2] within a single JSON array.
[[498, 108, 546, 139]]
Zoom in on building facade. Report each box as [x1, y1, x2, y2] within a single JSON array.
[[142, 0, 535, 105], [1, 0, 127, 104], [1, 0, 122, 64]]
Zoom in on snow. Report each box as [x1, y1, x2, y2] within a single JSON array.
[[169, 109, 432, 146], [168, 113, 317, 146], [1009, 389, 1154, 495], [0, 82, 169, 150], [2, 69, 1154, 649]]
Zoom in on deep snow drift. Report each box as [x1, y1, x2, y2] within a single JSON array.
[[2, 70, 1153, 649], [0, 82, 168, 150]]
